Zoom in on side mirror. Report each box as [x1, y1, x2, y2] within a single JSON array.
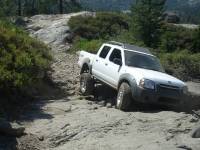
[[113, 58, 122, 66]]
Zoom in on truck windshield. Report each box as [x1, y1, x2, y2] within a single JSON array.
[[124, 50, 164, 72]]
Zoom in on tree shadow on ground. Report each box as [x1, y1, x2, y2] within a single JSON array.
[[0, 135, 17, 150], [0, 77, 73, 123], [0, 121, 17, 150], [0, 78, 73, 150], [17, 80, 72, 122]]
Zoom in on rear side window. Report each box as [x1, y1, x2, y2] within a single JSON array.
[[99, 46, 111, 59], [109, 49, 122, 62]]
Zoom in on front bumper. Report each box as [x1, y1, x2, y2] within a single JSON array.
[[133, 85, 184, 106]]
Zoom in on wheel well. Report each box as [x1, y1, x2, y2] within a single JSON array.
[[118, 79, 130, 89], [81, 63, 90, 74]]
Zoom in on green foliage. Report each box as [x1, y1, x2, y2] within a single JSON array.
[[160, 25, 194, 52], [0, 0, 16, 17], [79, 0, 200, 24], [69, 38, 104, 53], [68, 12, 129, 40], [109, 30, 144, 46], [159, 50, 200, 80], [131, 0, 166, 48], [69, 29, 144, 54], [0, 20, 51, 90], [192, 26, 200, 53], [166, 0, 200, 24], [69, 12, 200, 80]]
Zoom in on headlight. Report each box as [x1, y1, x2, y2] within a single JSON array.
[[139, 79, 155, 90], [182, 86, 188, 94]]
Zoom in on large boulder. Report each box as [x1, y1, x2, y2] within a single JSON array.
[[25, 11, 93, 52], [191, 126, 200, 138], [163, 12, 180, 23]]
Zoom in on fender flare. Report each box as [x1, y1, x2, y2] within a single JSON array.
[[118, 73, 138, 98], [80, 58, 92, 74]]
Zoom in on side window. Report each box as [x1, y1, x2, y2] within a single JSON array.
[[109, 49, 122, 62], [99, 46, 111, 59]]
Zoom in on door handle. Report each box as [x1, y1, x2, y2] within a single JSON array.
[[96, 59, 99, 62]]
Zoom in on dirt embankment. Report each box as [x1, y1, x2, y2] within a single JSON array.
[[5, 12, 200, 150]]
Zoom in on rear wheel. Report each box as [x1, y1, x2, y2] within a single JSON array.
[[80, 73, 94, 96], [116, 82, 132, 110]]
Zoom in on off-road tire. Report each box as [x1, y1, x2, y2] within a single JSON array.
[[80, 73, 94, 96], [116, 82, 132, 110]]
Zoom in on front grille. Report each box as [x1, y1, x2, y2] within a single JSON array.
[[159, 84, 179, 90], [157, 84, 181, 96], [158, 97, 180, 104]]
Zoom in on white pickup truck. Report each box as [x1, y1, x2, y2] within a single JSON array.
[[78, 41, 188, 110]]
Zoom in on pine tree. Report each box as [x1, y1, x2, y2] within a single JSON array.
[[0, 0, 16, 17], [192, 26, 200, 53], [131, 0, 166, 48]]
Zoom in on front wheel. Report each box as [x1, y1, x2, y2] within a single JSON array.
[[116, 82, 132, 110], [80, 73, 94, 96]]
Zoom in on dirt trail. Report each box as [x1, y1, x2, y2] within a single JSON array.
[[17, 12, 200, 150]]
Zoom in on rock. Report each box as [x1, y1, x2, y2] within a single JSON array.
[[65, 105, 72, 112], [0, 121, 25, 137], [25, 11, 93, 52], [177, 145, 192, 150], [15, 17, 28, 27], [68, 90, 75, 96], [163, 12, 180, 23], [93, 106, 98, 110], [191, 126, 200, 138], [98, 101, 106, 107], [189, 117, 199, 123], [38, 136, 44, 141], [106, 103, 112, 108], [87, 101, 93, 105], [97, 97, 103, 102]]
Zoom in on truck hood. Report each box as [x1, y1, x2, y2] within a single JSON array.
[[126, 67, 185, 87]]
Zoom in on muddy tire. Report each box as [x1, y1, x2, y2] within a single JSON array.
[[80, 73, 94, 96], [116, 82, 132, 110]]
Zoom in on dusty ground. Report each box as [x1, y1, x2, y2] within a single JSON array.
[[14, 12, 200, 150]]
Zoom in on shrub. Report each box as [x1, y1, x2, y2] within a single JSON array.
[[159, 50, 200, 80], [68, 31, 143, 54], [109, 30, 144, 47], [160, 25, 194, 52], [69, 38, 104, 53], [68, 12, 129, 40], [0, 20, 51, 92], [191, 26, 200, 53]]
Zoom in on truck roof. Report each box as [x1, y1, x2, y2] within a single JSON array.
[[106, 41, 152, 55]]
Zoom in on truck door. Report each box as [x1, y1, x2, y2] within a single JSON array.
[[92, 45, 111, 81], [104, 48, 122, 88]]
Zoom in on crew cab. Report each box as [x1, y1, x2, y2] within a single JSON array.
[[78, 41, 188, 110]]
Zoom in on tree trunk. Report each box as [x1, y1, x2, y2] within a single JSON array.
[[18, 0, 22, 16], [59, 0, 63, 14]]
